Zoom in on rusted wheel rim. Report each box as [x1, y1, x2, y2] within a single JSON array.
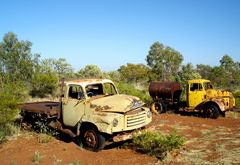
[[84, 130, 97, 149]]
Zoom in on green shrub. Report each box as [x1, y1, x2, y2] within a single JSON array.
[[0, 92, 19, 124], [235, 98, 240, 109], [30, 73, 58, 98], [116, 83, 152, 104], [0, 123, 20, 144], [234, 91, 240, 108], [132, 131, 184, 159], [0, 82, 26, 125], [0, 82, 26, 143]]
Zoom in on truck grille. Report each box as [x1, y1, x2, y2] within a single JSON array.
[[126, 109, 146, 128]]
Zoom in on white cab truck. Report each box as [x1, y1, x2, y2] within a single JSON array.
[[20, 79, 152, 151]]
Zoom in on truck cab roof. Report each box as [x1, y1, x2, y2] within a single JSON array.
[[65, 79, 114, 87], [188, 79, 210, 84]]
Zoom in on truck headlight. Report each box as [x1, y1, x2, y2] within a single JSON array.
[[147, 110, 152, 118], [112, 118, 118, 127]]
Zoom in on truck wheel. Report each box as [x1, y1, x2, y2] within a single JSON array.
[[203, 104, 220, 119], [81, 126, 105, 151], [155, 102, 167, 114]]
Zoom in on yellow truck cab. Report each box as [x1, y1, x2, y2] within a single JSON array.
[[187, 79, 235, 117]]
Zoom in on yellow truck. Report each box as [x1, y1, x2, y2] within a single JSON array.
[[149, 79, 235, 119], [20, 79, 152, 151]]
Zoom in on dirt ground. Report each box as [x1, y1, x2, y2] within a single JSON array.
[[1, 111, 240, 165]]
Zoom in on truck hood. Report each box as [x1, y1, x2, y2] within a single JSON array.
[[88, 94, 143, 113], [206, 89, 233, 98]]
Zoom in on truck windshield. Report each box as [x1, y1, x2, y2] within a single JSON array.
[[204, 82, 213, 90], [85, 83, 117, 97], [86, 84, 104, 97]]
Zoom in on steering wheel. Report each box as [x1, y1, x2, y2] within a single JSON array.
[[87, 92, 94, 97]]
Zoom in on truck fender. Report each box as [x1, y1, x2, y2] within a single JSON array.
[[205, 100, 225, 112], [207, 100, 226, 117], [81, 115, 112, 134], [196, 100, 224, 112]]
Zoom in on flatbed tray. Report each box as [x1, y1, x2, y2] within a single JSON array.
[[19, 101, 60, 116]]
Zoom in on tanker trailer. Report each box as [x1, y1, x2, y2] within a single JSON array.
[[149, 82, 182, 114]]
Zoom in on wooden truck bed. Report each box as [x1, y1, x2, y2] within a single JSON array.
[[19, 101, 60, 116]]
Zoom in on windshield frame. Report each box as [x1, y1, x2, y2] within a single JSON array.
[[203, 82, 213, 90]]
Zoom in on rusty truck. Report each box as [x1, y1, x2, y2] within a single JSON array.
[[149, 79, 235, 119], [20, 79, 152, 151]]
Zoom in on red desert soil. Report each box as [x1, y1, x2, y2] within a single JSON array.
[[1, 111, 240, 165]]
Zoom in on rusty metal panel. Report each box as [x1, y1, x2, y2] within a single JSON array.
[[149, 82, 182, 102], [19, 101, 60, 116]]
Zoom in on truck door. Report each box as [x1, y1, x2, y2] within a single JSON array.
[[62, 85, 85, 127], [188, 83, 206, 107]]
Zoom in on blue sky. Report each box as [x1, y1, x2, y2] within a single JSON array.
[[0, 0, 240, 71]]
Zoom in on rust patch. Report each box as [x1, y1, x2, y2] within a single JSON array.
[[90, 104, 112, 111], [96, 112, 108, 116], [95, 105, 112, 111]]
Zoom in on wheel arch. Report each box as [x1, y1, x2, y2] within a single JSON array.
[[203, 101, 220, 110], [201, 100, 225, 117], [80, 114, 113, 134], [80, 122, 99, 132], [204, 100, 226, 115], [196, 100, 223, 112]]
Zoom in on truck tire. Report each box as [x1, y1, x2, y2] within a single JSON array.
[[203, 104, 220, 119], [154, 102, 167, 114], [81, 126, 105, 151]]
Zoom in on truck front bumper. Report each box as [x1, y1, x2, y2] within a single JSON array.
[[112, 126, 154, 142]]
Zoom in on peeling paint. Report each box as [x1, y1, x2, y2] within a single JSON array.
[[90, 104, 112, 111]]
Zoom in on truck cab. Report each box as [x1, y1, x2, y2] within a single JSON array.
[[187, 79, 235, 117]]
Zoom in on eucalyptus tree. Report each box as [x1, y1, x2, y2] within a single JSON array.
[[146, 41, 183, 81]]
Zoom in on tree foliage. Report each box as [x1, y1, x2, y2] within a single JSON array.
[[146, 41, 183, 81], [107, 71, 121, 82], [196, 64, 213, 80], [219, 55, 240, 88], [177, 63, 201, 99], [30, 58, 60, 98], [196, 55, 240, 90], [0, 32, 34, 124], [178, 63, 201, 87], [53, 58, 74, 79], [77, 64, 109, 79], [118, 63, 149, 84], [0, 32, 34, 83]]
